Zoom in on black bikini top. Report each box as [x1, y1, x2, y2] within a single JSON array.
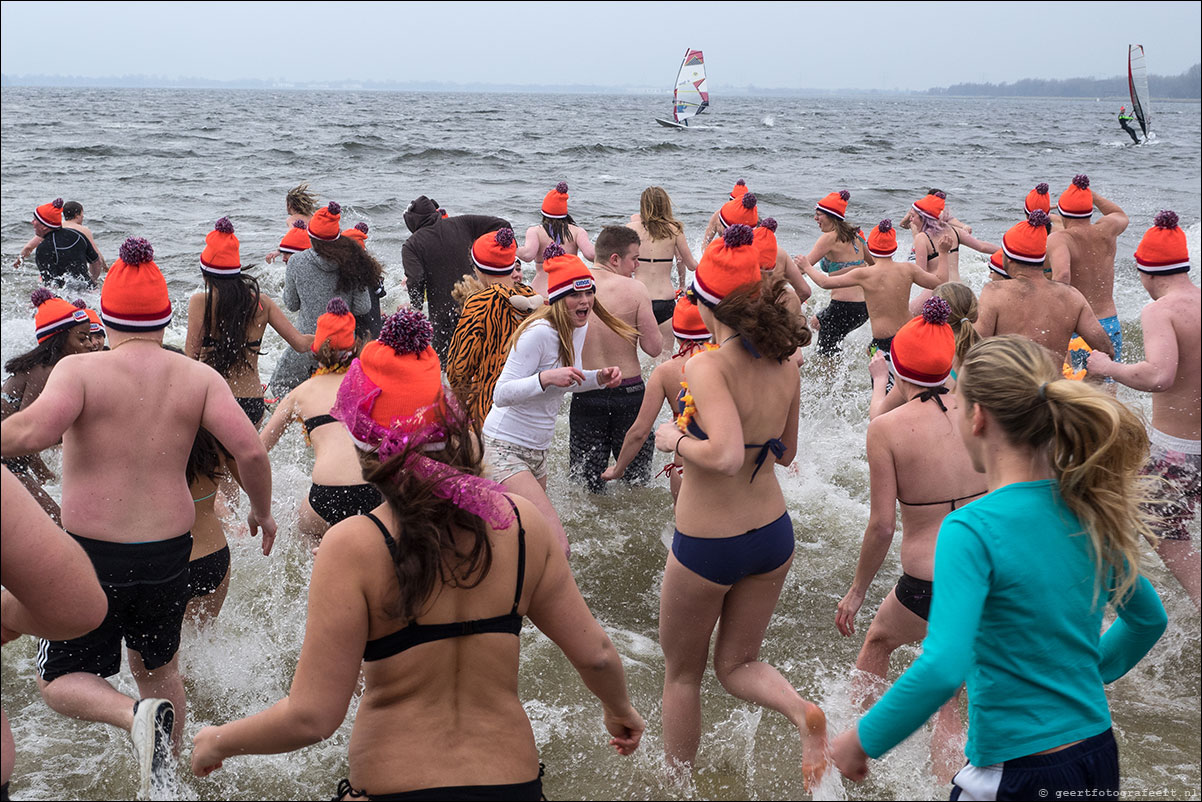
[[896, 386, 985, 509], [362, 499, 526, 662], [201, 335, 262, 352], [301, 414, 337, 436]]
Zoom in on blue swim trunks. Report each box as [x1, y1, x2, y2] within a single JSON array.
[[1098, 315, 1122, 362]]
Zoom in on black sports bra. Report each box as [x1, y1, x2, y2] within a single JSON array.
[[362, 499, 526, 662]]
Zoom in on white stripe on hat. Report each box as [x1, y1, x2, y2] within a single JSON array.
[[815, 203, 845, 221], [100, 310, 174, 330], [33, 209, 62, 228]]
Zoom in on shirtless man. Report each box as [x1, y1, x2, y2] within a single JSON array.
[[569, 226, 663, 493], [797, 219, 940, 356], [975, 211, 1112, 365], [17, 201, 106, 273], [1088, 211, 1200, 608], [1046, 175, 1129, 360], [0, 237, 276, 797]]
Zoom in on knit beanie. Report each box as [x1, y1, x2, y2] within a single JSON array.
[[1057, 175, 1093, 218], [308, 201, 342, 241], [692, 225, 761, 307], [867, 219, 898, 258], [1024, 183, 1051, 215], [350, 308, 443, 437], [543, 243, 594, 302], [34, 197, 64, 229], [343, 222, 369, 247], [816, 189, 850, 221], [471, 227, 519, 276], [912, 192, 946, 221], [718, 192, 759, 228], [729, 179, 749, 201], [988, 249, 1010, 278], [100, 237, 173, 332], [542, 182, 570, 218], [312, 297, 357, 354], [672, 295, 710, 340], [279, 219, 312, 254], [753, 224, 778, 269], [890, 297, 955, 387], [1002, 210, 1051, 266], [71, 299, 105, 335], [200, 217, 241, 277], [32, 288, 88, 343], [1134, 211, 1191, 275]]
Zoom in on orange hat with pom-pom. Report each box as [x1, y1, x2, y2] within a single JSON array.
[[100, 237, 173, 332], [541, 182, 570, 218], [347, 308, 443, 437], [1057, 175, 1093, 218], [672, 295, 710, 341], [342, 222, 369, 247], [753, 221, 779, 270], [890, 297, 956, 388], [32, 289, 88, 343], [200, 217, 241, 277], [543, 243, 594, 302], [728, 179, 749, 200], [912, 192, 946, 221], [988, 249, 1010, 278], [816, 190, 851, 221], [867, 219, 898, 258], [718, 192, 759, 229], [1024, 183, 1051, 215], [692, 225, 761, 307], [1002, 210, 1051, 266], [471, 228, 519, 276], [308, 201, 343, 241], [312, 297, 357, 354], [34, 197, 64, 229], [279, 219, 311, 254], [1135, 211, 1191, 275]]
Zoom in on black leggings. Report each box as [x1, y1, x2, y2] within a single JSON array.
[[815, 300, 869, 355], [568, 382, 652, 493]]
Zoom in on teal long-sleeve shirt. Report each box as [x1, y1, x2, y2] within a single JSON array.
[[858, 480, 1167, 767]]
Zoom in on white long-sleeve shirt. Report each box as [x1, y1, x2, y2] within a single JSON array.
[[481, 320, 603, 450]]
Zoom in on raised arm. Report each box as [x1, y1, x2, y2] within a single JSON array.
[[1087, 301, 1176, 389], [1092, 193, 1130, 238], [954, 230, 998, 255], [908, 262, 942, 291], [778, 249, 813, 303], [265, 296, 316, 353]]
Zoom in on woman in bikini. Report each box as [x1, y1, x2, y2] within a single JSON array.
[[838, 298, 985, 782], [192, 308, 644, 799], [802, 190, 875, 355], [260, 300, 378, 539], [516, 182, 595, 297], [184, 427, 236, 624], [628, 186, 699, 336], [651, 225, 827, 786], [905, 192, 997, 314], [185, 218, 313, 427]]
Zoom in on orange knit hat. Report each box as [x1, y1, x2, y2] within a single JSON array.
[[753, 222, 778, 269], [911, 192, 946, 221], [1024, 183, 1051, 215], [308, 201, 342, 241], [718, 192, 759, 229], [31, 288, 88, 343], [471, 227, 519, 276], [1057, 175, 1093, 218], [342, 222, 369, 247], [33, 197, 64, 229], [816, 189, 850, 221], [729, 179, 749, 200], [200, 217, 241, 277], [867, 219, 898, 258], [312, 297, 357, 354], [541, 182, 570, 218], [890, 297, 955, 388], [1002, 210, 1051, 266], [672, 294, 710, 340], [543, 243, 594, 302], [988, 249, 1009, 278], [279, 219, 311, 254], [692, 225, 761, 306], [100, 237, 173, 332], [356, 309, 443, 433], [85, 307, 105, 334], [1135, 211, 1191, 275]]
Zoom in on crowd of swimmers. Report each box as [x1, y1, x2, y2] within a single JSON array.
[[0, 173, 1198, 802]]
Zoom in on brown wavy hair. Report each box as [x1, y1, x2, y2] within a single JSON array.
[[311, 236, 384, 295], [286, 183, 318, 217], [712, 275, 811, 362], [640, 186, 684, 242]]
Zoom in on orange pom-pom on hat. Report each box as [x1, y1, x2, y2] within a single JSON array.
[[753, 223, 778, 270], [471, 227, 519, 276], [729, 179, 749, 200], [312, 297, 357, 354], [541, 182, 570, 219], [816, 189, 850, 221], [692, 225, 761, 307], [356, 309, 443, 432], [988, 249, 1009, 278], [33, 197, 64, 229], [912, 192, 946, 221], [31, 288, 88, 343], [718, 192, 759, 229], [543, 243, 594, 303], [890, 297, 956, 388], [308, 201, 342, 241], [279, 219, 311, 254], [672, 294, 710, 341], [1024, 183, 1051, 215], [867, 219, 898, 258], [100, 237, 173, 332], [1135, 211, 1191, 275], [1002, 210, 1051, 266], [342, 222, 369, 247], [1057, 175, 1093, 218], [200, 217, 241, 277]]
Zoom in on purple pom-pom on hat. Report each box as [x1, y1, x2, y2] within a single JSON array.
[[921, 296, 952, 325], [1028, 209, 1051, 228], [325, 298, 350, 316], [1154, 210, 1179, 229], [31, 288, 55, 307], [1035, 183, 1049, 195], [878, 219, 893, 233], [543, 242, 566, 261], [119, 237, 155, 266], [292, 219, 308, 230], [214, 216, 234, 234], [1072, 174, 1090, 189], [723, 224, 755, 248], [379, 307, 434, 355], [735, 179, 746, 187], [494, 227, 515, 248], [52, 198, 64, 209], [742, 193, 757, 210], [934, 190, 947, 200], [327, 201, 341, 216], [839, 189, 851, 201], [760, 217, 778, 232], [354, 222, 369, 234], [72, 298, 86, 309], [555, 182, 568, 194]]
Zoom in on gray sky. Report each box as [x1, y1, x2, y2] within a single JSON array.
[[2, 0, 1200, 91]]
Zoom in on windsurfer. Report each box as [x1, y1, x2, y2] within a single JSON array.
[[1118, 106, 1140, 144]]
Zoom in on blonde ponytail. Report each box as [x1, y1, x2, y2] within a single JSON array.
[[935, 282, 980, 368]]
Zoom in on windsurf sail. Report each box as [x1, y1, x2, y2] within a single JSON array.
[[1128, 44, 1150, 137], [672, 49, 709, 125]]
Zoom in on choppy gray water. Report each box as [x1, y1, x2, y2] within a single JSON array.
[[2, 88, 1199, 801]]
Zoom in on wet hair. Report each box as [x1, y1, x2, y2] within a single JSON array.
[[957, 335, 1150, 603], [541, 214, 577, 248], [358, 402, 495, 623], [310, 235, 384, 295], [595, 225, 642, 264], [934, 282, 980, 367], [511, 293, 636, 368], [201, 273, 263, 376], [62, 201, 83, 221], [640, 186, 684, 242], [712, 275, 811, 361], [186, 427, 230, 486], [286, 183, 318, 217], [817, 209, 861, 244]]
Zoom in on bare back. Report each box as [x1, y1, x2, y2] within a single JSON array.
[[851, 260, 928, 339], [525, 225, 589, 296], [582, 270, 656, 379], [1049, 222, 1119, 319], [1151, 287, 1202, 439], [629, 215, 682, 300], [288, 373, 364, 486], [977, 275, 1107, 362]]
